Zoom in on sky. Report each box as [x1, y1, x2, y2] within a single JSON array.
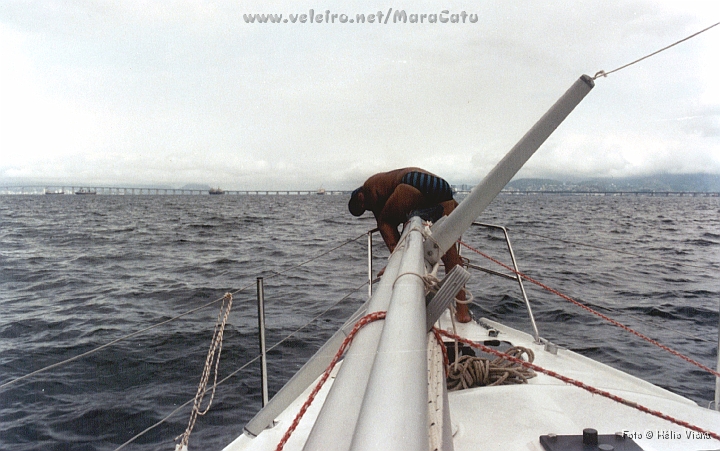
[[0, 1, 719, 190]]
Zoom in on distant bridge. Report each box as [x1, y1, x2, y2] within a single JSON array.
[[0, 185, 352, 196], [1, 185, 717, 197]]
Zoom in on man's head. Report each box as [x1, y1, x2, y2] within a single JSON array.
[[348, 187, 365, 216]]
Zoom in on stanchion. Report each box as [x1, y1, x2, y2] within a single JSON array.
[[257, 277, 269, 407]]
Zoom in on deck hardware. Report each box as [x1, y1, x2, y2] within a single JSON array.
[[425, 241, 440, 262], [583, 428, 598, 446], [539, 429, 643, 451], [544, 341, 558, 355]]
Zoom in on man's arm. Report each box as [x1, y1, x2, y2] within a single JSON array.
[[375, 183, 426, 253], [377, 221, 401, 253]]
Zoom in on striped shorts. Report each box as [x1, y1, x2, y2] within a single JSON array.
[[400, 172, 453, 203]]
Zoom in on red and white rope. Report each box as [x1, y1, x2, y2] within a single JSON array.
[[275, 311, 387, 451]]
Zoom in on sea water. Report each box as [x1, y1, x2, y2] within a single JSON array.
[[0, 194, 718, 451]]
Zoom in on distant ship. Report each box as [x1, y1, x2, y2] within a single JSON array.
[[316, 187, 326, 195], [209, 188, 225, 195], [75, 188, 97, 195]]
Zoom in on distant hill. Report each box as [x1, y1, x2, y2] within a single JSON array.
[[505, 178, 567, 191], [505, 173, 720, 193], [586, 174, 720, 192]]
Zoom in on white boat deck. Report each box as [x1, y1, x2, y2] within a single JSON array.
[[224, 311, 720, 451], [442, 315, 720, 451]]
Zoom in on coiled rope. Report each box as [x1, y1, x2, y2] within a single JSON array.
[[175, 293, 233, 451], [459, 240, 720, 380], [436, 328, 720, 442], [435, 262, 531, 391], [446, 346, 536, 391]]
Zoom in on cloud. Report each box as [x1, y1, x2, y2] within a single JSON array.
[[1, 0, 719, 188]]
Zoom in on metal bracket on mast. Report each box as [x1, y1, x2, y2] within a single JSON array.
[[423, 216, 445, 266]]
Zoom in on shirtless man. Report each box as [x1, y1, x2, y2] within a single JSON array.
[[348, 167, 472, 323]]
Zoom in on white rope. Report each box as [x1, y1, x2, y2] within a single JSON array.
[[388, 224, 426, 258], [454, 287, 474, 305], [175, 293, 233, 451]]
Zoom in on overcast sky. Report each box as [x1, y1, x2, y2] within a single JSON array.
[[1, 1, 718, 189]]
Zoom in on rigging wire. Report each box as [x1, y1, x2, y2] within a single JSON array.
[[515, 229, 717, 270], [510, 229, 717, 343], [469, 227, 717, 342], [0, 295, 231, 391], [593, 21, 720, 79], [254, 232, 369, 282], [460, 240, 720, 379], [468, 295, 714, 345], [0, 232, 368, 391], [113, 279, 371, 451]]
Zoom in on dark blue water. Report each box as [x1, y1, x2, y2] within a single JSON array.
[[0, 194, 718, 450]]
